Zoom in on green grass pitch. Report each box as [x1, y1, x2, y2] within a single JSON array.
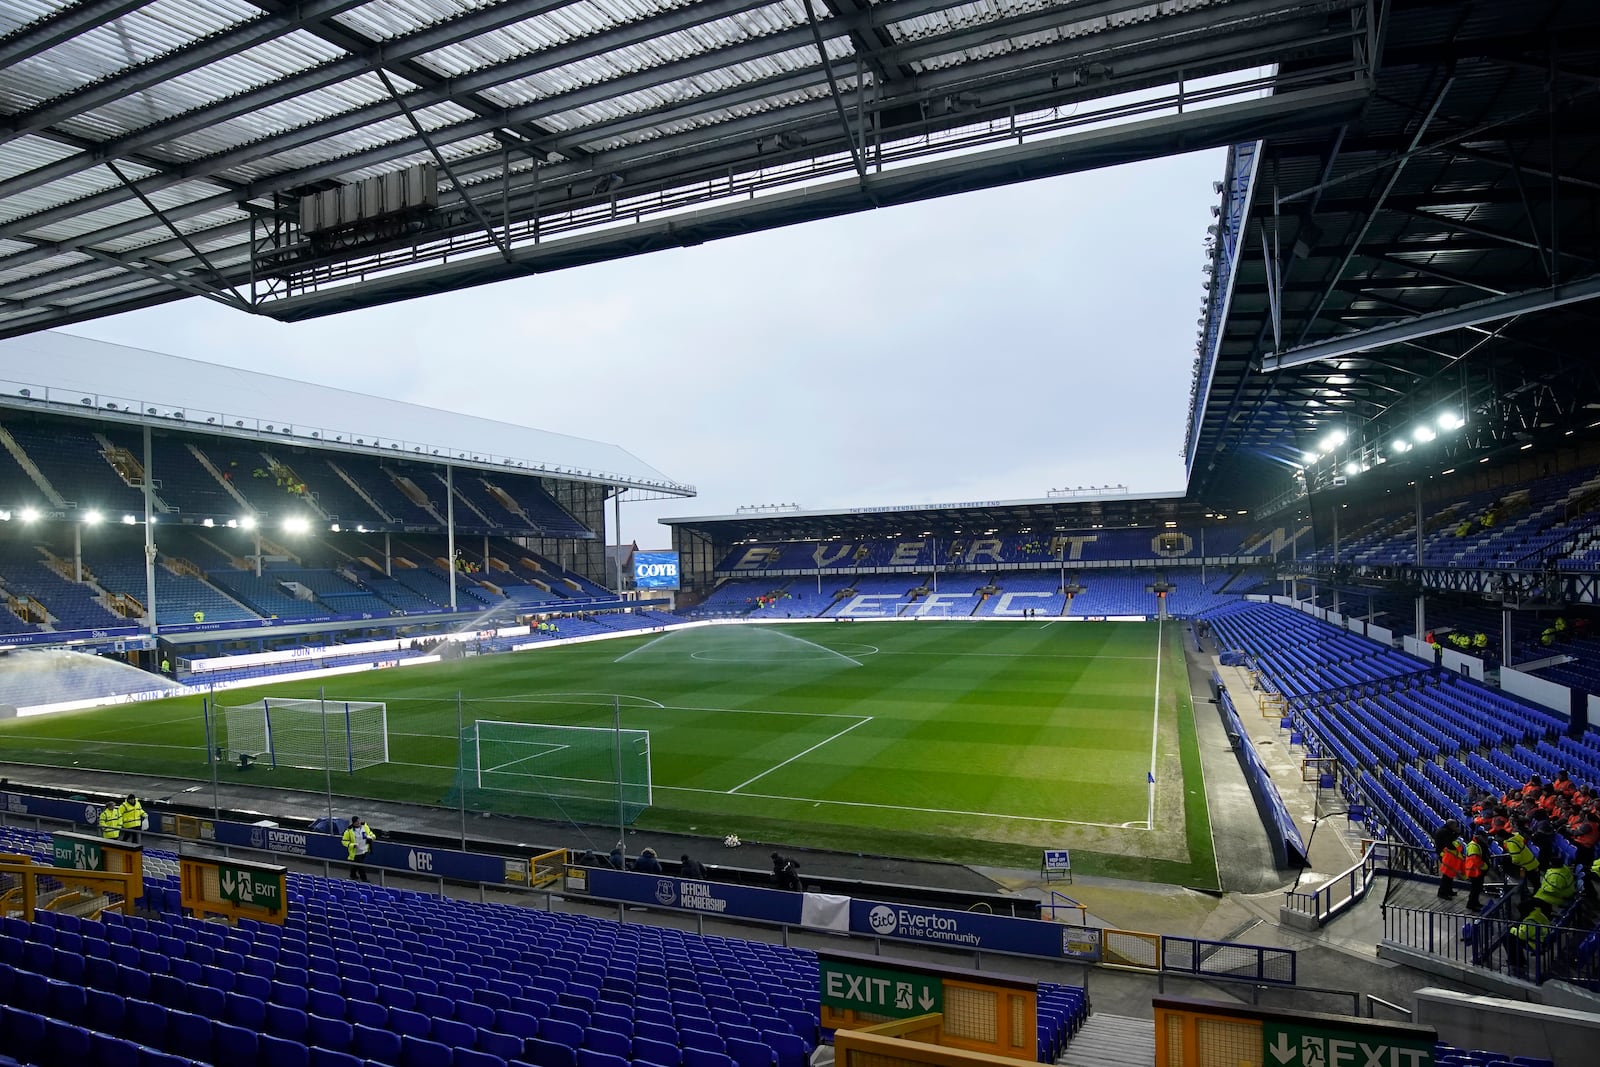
[[0, 621, 1217, 886]]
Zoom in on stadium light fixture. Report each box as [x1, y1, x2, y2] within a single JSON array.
[[1437, 411, 1465, 430], [19, 507, 40, 523], [82, 509, 102, 525], [282, 516, 310, 535], [0, 510, 9, 521], [1344, 461, 1361, 476], [1413, 425, 1437, 443], [202, 517, 215, 528], [121, 514, 136, 525], [330, 523, 341, 532], [238, 515, 257, 530], [1390, 439, 1411, 454], [1301, 451, 1318, 465], [1319, 429, 1346, 452]]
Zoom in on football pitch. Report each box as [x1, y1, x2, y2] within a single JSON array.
[[0, 621, 1217, 886]]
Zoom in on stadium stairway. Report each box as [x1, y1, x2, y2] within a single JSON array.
[[1056, 1012, 1153, 1067]]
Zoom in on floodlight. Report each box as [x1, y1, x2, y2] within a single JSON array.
[[282, 516, 310, 535], [330, 523, 341, 532], [82, 509, 102, 525], [202, 517, 215, 527], [0, 510, 10, 521], [238, 515, 257, 530], [1390, 439, 1411, 454], [1413, 425, 1436, 443], [1344, 462, 1361, 476], [122, 514, 136, 525], [19, 506, 40, 523], [1302, 451, 1318, 465], [1437, 411, 1465, 430], [1319, 429, 1346, 453]]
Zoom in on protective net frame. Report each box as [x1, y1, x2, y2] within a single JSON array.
[[461, 719, 652, 824], [219, 697, 390, 772]]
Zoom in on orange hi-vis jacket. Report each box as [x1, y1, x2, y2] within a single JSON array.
[[1439, 840, 1464, 878], [1462, 840, 1486, 879]]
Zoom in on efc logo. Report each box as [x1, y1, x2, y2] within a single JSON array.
[[634, 552, 681, 589]]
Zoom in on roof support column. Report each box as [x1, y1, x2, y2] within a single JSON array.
[[143, 423, 158, 636], [446, 463, 458, 612]]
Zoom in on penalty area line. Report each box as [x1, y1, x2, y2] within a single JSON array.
[[663, 783, 1149, 830], [726, 716, 873, 795]]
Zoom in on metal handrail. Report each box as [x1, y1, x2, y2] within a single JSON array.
[[1281, 840, 1381, 925]]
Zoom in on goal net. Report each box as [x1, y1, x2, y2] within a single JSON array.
[[219, 697, 390, 772], [454, 719, 652, 825]]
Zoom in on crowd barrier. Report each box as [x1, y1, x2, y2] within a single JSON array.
[[1281, 842, 1381, 929], [1213, 674, 1307, 869], [573, 868, 1295, 984]]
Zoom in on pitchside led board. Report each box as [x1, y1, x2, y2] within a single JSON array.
[[634, 551, 681, 590]]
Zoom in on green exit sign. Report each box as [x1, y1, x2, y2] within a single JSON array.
[[1264, 1022, 1433, 1067], [218, 863, 282, 912], [51, 835, 102, 872], [821, 959, 943, 1019]]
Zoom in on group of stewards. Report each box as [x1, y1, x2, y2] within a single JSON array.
[[96, 794, 146, 844], [1435, 770, 1600, 973]]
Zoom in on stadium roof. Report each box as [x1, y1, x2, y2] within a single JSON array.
[[0, 330, 693, 493], [0, 0, 1371, 337], [661, 488, 1215, 540], [1186, 0, 1600, 509]]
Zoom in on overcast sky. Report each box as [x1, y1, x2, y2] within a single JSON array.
[[65, 148, 1225, 546]]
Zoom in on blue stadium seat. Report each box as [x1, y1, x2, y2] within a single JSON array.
[[308, 1013, 353, 1053], [89, 1033, 141, 1067], [354, 1022, 403, 1063], [258, 1032, 311, 1067], [266, 1002, 309, 1042], [525, 1037, 579, 1067], [402, 1033, 454, 1067], [212, 1020, 260, 1065]]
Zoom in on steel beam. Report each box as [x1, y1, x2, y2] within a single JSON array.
[[0, 0, 1346, 243], [0, 17, 1360, 308], [1263, 274, 1600, 371]]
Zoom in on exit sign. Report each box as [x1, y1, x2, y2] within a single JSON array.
[[820, 959, 943, 1019], [218, 863, 283, 913], [1264, 1021, 1433, 1067], [51, 834, 102, 872]]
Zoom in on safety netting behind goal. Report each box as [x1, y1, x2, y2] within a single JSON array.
[[218, 697, 389, 772], [446, 718, 653, 827]]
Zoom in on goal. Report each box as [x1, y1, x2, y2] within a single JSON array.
[[464, 719, 652, 823], [219, 697, 390, 772]]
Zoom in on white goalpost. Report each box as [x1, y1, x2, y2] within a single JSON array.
[[219, 697, 390, 772]]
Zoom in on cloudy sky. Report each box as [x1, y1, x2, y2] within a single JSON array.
[[65, 148, 1224, 546]]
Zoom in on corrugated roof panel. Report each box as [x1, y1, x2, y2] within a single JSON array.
[[4, 264, 127, 300], [50, 31, 350, 147], [0, 251, 95, 289], [0, 134, 81, 185], [152, 72, 401, 164], [476, 9, 811, 108], [0, 1, 61, 37], [24, 178, 231, 244], [528, 36, 852, 130], [336, 0, 491, 42], [215, 101, 481, 184], [3, 0, 261, 112], [95, 205, 251, 255], [581, 81, 842, 152], [417, 1, 804, 82], [0, 162, 162, 229]]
